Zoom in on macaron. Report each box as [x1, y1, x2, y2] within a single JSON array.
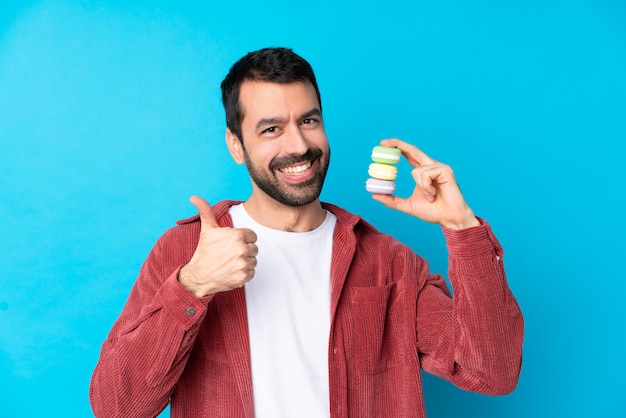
[[371, 146, 401, 165], [368, 162, 398, 181], [366, 178, 396, 194]]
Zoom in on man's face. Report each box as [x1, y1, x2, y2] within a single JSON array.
[[232, 80, 330, 207]]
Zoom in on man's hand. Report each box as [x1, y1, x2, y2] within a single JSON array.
[[178, 196, 258, 297], [372, 138, 480, 230]]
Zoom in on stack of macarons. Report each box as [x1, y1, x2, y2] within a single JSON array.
[[365, 145, 401, 194]]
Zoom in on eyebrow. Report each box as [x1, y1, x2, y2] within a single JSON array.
[[254, 108, 322, 131], [255, 117, 286, 132], [300, 108, 322, 120]]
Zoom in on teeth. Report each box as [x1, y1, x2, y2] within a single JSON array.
[[280, 162, 311, 175]]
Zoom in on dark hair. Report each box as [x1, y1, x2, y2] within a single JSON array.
[[220, 47, 322, 141]]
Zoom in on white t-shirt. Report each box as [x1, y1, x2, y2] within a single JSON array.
[[229, 203, 336, 418]]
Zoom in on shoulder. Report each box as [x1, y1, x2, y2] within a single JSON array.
[[325, 203, 424, 287], [176, 214, 200, 226], [322, 201, 411, 251]]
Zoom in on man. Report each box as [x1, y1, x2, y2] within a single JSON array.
[[90, 47, 523, 417]]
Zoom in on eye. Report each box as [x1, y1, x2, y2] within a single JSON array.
[[302, 118, 320, 126], [263, 126, 279, 134]]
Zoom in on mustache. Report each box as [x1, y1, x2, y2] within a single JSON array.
[[269, 148, 323, 171]]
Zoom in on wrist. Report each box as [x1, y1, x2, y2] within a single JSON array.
[[441, 207, 481, 230], [178, 265, 212, 298], [442, 217, 481, 230]]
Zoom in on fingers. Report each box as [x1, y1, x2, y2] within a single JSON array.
[[188, 196, 258, 245], [411, 166, 440, 202], [379, 138, 436, 168], [371, 193, 411, 213], [189, 195, 220, 229], [377, 138, 448, 201], [241, 228, 258, 244], [180, 196, 262, 297]]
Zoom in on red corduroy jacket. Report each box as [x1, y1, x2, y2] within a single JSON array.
[[90, 200, 524, 417]]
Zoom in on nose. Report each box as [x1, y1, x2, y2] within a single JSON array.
[[282, 124, 309, 155]]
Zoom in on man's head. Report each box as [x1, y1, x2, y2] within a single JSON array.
[[221, 48, 329, 208], [221, 47, 322, 142]]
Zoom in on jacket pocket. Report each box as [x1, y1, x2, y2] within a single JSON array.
[[346, 283, 397, 374]]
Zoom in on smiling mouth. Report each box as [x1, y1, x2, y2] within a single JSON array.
[[270, 148, 323, 179], [278, 161, 312, 175]]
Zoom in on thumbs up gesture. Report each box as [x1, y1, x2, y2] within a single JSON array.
[[178, 196, 258, 297]]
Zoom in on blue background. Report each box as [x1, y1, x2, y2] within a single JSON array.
[[1, 1, 624, 417]]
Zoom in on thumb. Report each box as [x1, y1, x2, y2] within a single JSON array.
[[189, 195, 219, 228], [372, 193, 412, 214]]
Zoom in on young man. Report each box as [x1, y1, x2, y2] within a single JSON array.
[[90, 47, 523, 417]]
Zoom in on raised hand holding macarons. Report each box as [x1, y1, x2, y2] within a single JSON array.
[[370, 138, 480, 230]]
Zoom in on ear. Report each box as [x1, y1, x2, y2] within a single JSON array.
[[225, 128, 245, 164]]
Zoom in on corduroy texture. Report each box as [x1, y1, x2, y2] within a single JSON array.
[[90, 200, 524, 418]]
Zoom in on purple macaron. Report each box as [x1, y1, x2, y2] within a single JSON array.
[[366, 178, 396, 195]]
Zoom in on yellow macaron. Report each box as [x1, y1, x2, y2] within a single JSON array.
[[368, 163, 398, 181]]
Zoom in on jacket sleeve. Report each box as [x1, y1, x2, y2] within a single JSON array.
[[90, 230, 211, 418], [415, 219, 524, 395]]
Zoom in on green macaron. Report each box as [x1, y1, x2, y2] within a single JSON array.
[[371, 146, 401, 165]]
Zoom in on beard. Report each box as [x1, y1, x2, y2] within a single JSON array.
[[243, 147, 330, 207]]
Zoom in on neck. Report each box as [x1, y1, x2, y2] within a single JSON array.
[[243, 194, 326, 232]]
